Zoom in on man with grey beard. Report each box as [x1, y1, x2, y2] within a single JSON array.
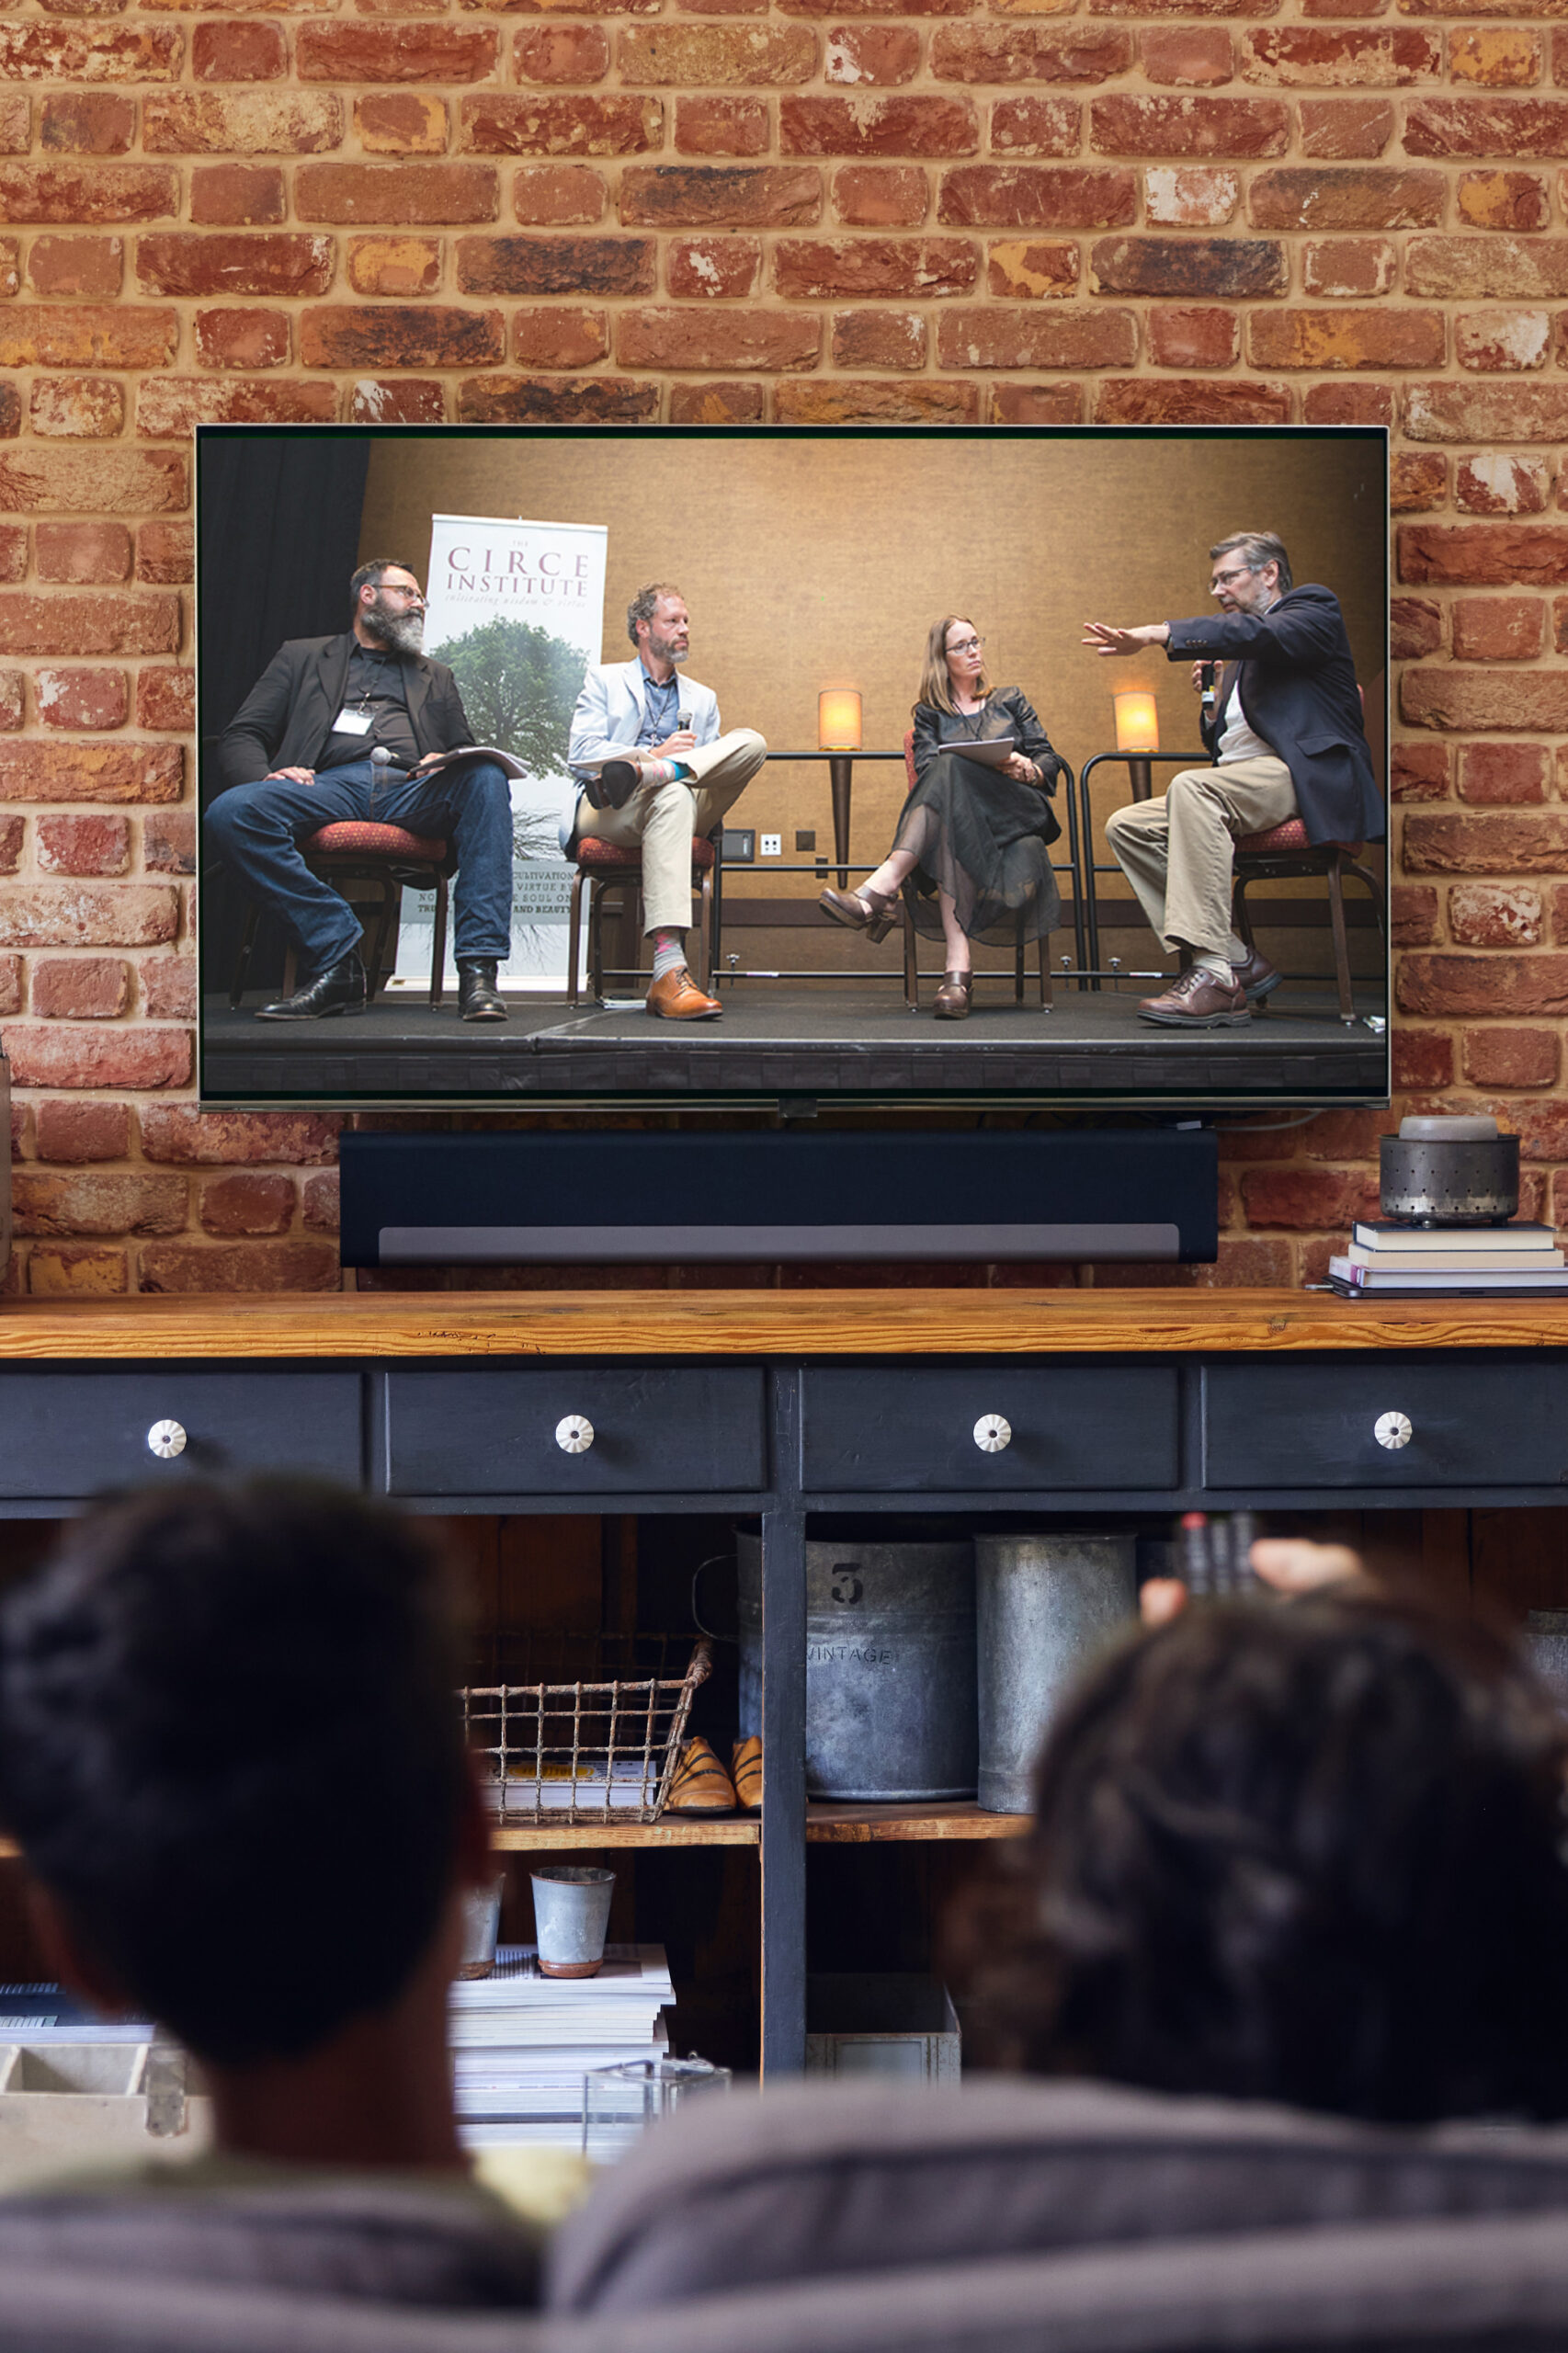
[[210, 558, 515, 1021]]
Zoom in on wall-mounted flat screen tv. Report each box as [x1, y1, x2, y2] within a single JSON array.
[[197, 423, 1389, 1110]]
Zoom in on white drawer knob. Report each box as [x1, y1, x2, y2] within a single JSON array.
[[1373, 1412, 1413, 1451], [973, 1414, 1012, 1454], [555, 1415, 595, 1455], [146, 1419, 187, 1461]]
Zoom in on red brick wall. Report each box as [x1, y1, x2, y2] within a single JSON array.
[[1, 3, 1561, 1295]]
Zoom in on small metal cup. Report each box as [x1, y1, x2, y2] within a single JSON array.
[[457, 1872, 506, 1982], [530, 1866, 615, 1979]]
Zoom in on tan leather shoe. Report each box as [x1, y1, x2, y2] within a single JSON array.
[[933, 969, 972, 1020], [731, 1735, 762, 1812], [1137, 966, 1250, 1028], [646, 966, 722, 1020], [667, 1736, 737, 1813], [818, 883, 898, 944]]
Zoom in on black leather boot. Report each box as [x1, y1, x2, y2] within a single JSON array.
[[256, 949, 368, 1021], [458, 958, 507, 1021]]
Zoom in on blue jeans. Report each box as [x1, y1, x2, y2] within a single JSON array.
[[207, 756, 514, 972]]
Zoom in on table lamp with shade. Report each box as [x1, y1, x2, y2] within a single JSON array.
[[818, 688, 862, 885], [1114, 688, 1159, 802]]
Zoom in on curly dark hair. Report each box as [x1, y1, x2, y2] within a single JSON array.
[[949, 1592, 1568, 2124]]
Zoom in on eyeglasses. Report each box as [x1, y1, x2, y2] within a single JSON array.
[[376, 583, 426, 602], [1210, 564, 1255, 590], [947, 635, 985, 654]]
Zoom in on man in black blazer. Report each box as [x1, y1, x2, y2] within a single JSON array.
[[1084, 532, 1382, 1029], [209, 558, 514, 1021]]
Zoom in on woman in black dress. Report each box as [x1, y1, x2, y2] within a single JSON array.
[[819, 615, 1062, 1018]]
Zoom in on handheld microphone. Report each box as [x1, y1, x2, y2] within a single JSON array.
[[677, 708, 692, 733], [1199, 663, 1218, 719], [370, 745, 393, 768]]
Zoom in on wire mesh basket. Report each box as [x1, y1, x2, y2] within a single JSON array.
[[462, 1640, 712, 1824]]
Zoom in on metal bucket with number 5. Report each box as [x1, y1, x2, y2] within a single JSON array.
[[737, 1536, 976, 1802]]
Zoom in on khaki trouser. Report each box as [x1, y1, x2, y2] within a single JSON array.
[[1103, 754, 1297, 961], [574, 728, 767, 936]]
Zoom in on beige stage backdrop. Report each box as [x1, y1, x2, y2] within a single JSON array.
[[360, 430, 1385, 958]]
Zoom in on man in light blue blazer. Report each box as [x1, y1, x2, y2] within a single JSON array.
[[566, 582, 767, 1019]]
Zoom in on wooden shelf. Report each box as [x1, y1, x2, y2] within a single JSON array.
[[807, 1802, 1029, 1843], [479, 1805, 1029, 1848], [490, 1817, 757, 1849]]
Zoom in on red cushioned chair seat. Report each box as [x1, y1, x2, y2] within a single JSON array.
[[1235, 818, 1363, 857], [575, 835, 716, 872], [304, 822, 447, 860]]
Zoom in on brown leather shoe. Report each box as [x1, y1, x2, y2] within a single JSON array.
[[1231, 944, 1282, 1003], [1137, 965, 1250, 1028], [933, 969, 972, 1020], [818, 883, 897, 945], [731, 1735, 762, 1812], [645, 965, 722, 1019]]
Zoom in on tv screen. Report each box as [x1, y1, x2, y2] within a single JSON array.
[[197, 422, 1389, 1110]]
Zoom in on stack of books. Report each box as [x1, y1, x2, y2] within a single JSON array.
[[1328, 1221, 1568, 1297], [450, 1944, 674, 2152]]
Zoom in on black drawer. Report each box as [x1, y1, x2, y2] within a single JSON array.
[[1205, 1356, 1567, 1489], [0, 1370, 363, 1499], [384, 1368, 767, 1496], [801, 1366, 1179, 1492]]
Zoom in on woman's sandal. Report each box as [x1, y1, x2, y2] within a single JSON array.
[[818, 883, 898, 945], [933, 969, 972, 1020]]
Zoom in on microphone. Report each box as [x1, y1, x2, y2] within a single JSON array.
[[677, 708, 692, 733], [1199, 663, 1218, 720], [370, 745, 393, 768]]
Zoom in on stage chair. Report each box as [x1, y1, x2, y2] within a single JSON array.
[[1231, 822, 1386, 1025], [900, 733, 1051, 1012], [566, 832, 723, 1008], [228, 822, 453, 1013]]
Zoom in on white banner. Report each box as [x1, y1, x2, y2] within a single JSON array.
[[392, 513, 608, 994]]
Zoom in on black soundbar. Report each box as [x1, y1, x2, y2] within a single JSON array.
[[338, 1130, 1218, 1267]]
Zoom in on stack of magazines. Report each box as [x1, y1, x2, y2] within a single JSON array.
[[1329, 1220, 1568, 1297], [450, 1945, 674, 2152]]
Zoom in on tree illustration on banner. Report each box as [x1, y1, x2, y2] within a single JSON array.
[[440, 617, 587, 779]]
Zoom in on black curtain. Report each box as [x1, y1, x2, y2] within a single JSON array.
[[199, 432, 371, 993]]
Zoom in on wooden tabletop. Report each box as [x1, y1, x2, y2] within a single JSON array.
[[1, 1290, 1566, 1358]]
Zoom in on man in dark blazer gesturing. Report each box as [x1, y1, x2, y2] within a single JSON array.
[[209, 557, 514, 1022], [1084, 531, 1382, 1029]]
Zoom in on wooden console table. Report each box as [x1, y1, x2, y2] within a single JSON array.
[[1, 1290, 1562, 2072]]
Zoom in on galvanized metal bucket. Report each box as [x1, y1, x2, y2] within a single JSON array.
[[737, 1535, 977, 1802], [975, 1533, 1137, 1813]]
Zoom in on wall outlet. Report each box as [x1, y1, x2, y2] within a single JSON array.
[[796, 829, 816, 852], [760, 833, 782, 858]]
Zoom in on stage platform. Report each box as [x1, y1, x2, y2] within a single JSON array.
[[203, 979, 1387, 1104]]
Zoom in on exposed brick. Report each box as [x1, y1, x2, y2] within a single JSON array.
[[137, 378, 337, 434], [621, 24, 815, 81], [1093, 374, 1291, 419], [0, 305, 177, 370], [138, 1107, 342, 1165], [772, 378, 979, 421], [1239, 1166, 1374, 1230], [0, 100, 26, 157], [140, 954, 195, 1021], [676, 97, 769, 155], [347, 235, 441, 296], [28, 235, 122, 297], [298, 162, 498, 220], [34, 670, 128, 732], [0, 538, 23, 594], [0, 448, 185, 514], [0, 740, 180, 801], [1392, 740, 1449, 799], [619, 165, 821, 225], [1403, 809, 1568, 872], [348, 380, 447, 422], [1141, 28, 1233, 85], [190, 166, 285, 227], [937, 302, 1135, 366], [1401, 520, 1568, 583], [511, 303, 608, 366], [1147, 303, 1239, 365], [1461, 742, 1548, 801], [1302, 237, 1395, 296], [460, 95, 659, 155], [1557, 597, 1568, 654], [617, 304, 819, 368], [990, 382, 1084, 420], [1457, 170, 1551, 229], [986, 237, 1078, 296], [1404, 98, 1568, 156], [300, 305, 504, 366], [133, 663, 192, 731], [831, 305, 926, 366], [1392, 1029, 1454, 1089], [135, 233, 335, 299], [1463, 1027, 1559, 1087], [1406, 236, 1568, 299], [1390, 594, 1442, 656], [6, 1028, 191, 1093], [195, 307, 290, 369], [1449, 881, 1544, 944], [1299, 97, 1395, 154], [514, 165, 607, 221], [356, 96, 449, 155], [14, 1169, 184, 1235], [27, 1246, 129, 1296], [297, 23, 499, 78], [39, 97, 137, 157], [1452, 595, 1546, 660], [30, 378, 124, 438], [34, 520, 132, 583], [33, 1097, 130, 1162], [301, 1170, 339, 1234], [1089, 96, 1290, 154], [1247, 166, 1444, 227], [1088, 233, 1284, 295], [3, 22, 178, 79], [938, 165, 1134, 226], [456, 373, 659, 420], [931, 25, 1131, 80], [0, 879, 176, 949], [1249, 307, 1444, 366], [199, 1171, 296, 1236], [142, 807, 195, 871], [1391, 881, 1440, 944], [990, 97, 1083, 155], [774, 233, 975, 295], [138, 1240, 339, 1294], [30, 957, 131, 1020], [782, 95, 977, 154], [668, 233, 761, 297], [825, 25, 920, 83], [0, 812, 19, 864], [1242, 27, 1440, 82], [456, 232, 656, 293], [1457, 305, 1551, 369], [192, 22, 287, 80], [1405, 667, 1568, 733], [1405, 381, 1568, 439], [517, 25, 611, 80], [1450, 28, 1542, 85], [832, 165, 927, 223], [0, 593, 177, 660], [667, 381, 767, 420], [1143, 164, 1239, 222], [0, 167, 178, 226]]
